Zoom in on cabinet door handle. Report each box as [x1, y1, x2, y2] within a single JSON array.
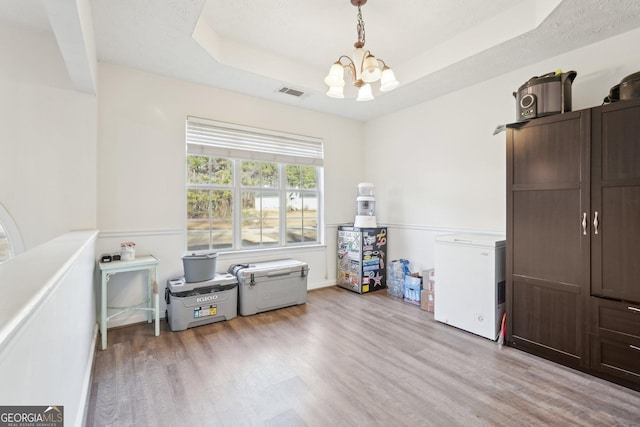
[[628, 306, 640, 313], [631, 345, 640, 352], [582, 213, 587, 235], [593, 211, 599, 235]]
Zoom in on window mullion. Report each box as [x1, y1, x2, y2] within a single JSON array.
[[207, 157, 213, 250], [279, 164, 287, 246], [233, 160, 242, 250]]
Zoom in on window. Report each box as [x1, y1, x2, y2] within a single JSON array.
[[0, 224, 10, 263], [186, 117, 323, 251], [0, 204, 22, 263]]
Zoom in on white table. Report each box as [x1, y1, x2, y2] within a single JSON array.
[[98, 255, 160, 350]]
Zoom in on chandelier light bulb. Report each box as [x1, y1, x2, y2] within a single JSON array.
[[379, 66, 399, 92], [356, 83, 374, 101], [361, 54, 382, 83], [324, 0, 399, 100], [324, 62, 346, 87]]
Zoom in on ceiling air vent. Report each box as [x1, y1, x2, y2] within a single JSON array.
[[278, 86, 305, 97]]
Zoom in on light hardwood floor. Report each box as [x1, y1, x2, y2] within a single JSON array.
[[87, 286, 640, 426]]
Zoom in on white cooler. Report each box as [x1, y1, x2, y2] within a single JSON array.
[[165, 273, 238, 331], [228, 259, 309, 316]]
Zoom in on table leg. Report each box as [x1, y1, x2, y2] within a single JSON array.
[[151, 266, 159, 337], [101, 271, 108, 350], [154, 291, 160, 337], [146, 270, 150, 324]]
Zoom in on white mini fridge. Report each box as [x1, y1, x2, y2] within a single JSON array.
[[434, 233, 506, 340]]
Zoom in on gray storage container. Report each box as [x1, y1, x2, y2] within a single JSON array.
[[165, 273, 237, 331], [182, 251, 217, 283], [228, 259, 308, 316]]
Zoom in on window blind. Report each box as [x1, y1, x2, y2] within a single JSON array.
[[186, 117, 324, 166]]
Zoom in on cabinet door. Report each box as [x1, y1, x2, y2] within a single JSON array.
[[590, 298, 640, 388], [592, 100, 640, 303], [506, 111, 590, 368]]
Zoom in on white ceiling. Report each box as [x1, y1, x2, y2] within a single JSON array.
[[2, 0, 640, 121]]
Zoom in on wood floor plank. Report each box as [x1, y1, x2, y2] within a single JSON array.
[[87, 286, 640, 426]]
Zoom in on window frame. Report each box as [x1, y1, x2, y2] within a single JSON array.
[[0, 203, 23, 263], [185, 118, 324, 253]]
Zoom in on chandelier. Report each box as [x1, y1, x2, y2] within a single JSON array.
[[324, 0, 399, 101]]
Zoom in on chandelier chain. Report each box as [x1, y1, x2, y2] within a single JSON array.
[[356, 5, 366, 46]]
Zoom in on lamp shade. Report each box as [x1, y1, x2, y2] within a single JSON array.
[[379, 66, 399, 92], [324, 62, 346, 87], [326, 85, 345, 99], [361, 54, 382, 83], [356, 83, 374, 101]]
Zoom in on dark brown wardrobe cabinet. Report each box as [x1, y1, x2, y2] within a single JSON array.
[[506, 98, 640, 391], [590, 100, 640, 388]]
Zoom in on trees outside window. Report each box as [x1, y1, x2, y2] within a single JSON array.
[[187, 156, 321, 251]]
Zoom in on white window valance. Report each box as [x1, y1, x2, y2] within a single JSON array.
[[186, 117, 324, 166]]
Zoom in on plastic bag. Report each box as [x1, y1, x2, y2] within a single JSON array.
[[387, 259, 411, 298]]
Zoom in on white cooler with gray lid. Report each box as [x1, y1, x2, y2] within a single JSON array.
[[165, 273, 237, 331], [228, 259, 309, 316]]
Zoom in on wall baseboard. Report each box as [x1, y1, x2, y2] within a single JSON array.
[[308, 280, 336, 291], [77, 323, 98, 427]]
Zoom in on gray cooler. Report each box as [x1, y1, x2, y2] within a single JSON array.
[[165, 273, 237, 331], [228, 259, 308, 316]]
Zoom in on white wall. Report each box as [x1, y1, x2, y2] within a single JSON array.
[[0, 23, 97, 250], [96, 63, 364, 326], [365, 27, 640, 273], [0, 23, 99, 426], [0, 231, 98, 427]]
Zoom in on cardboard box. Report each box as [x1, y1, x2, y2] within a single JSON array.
[[420, 289, 435, 313], [419, 269, 435, 312], [423, 268, 435, 282]]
